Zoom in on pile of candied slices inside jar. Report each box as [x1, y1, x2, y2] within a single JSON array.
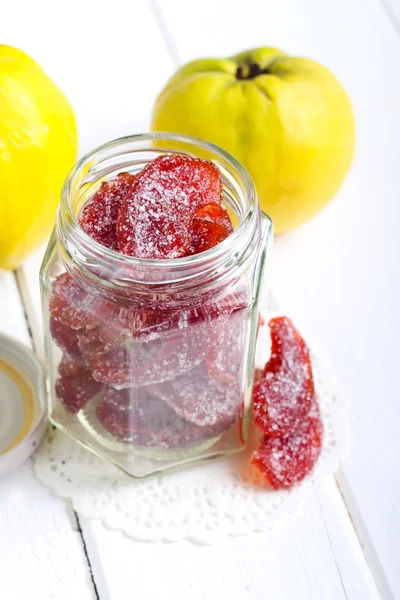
[[49, 154, 323, 487], [50, 155, 246, 460]]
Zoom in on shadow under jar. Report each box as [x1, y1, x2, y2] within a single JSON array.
[[40, 133, 273, 477]]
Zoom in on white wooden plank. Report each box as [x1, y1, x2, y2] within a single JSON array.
[[0, 273, 94, 600], [316, 480, 381, 600], [154, 0, 400, 597], [0, 462, 95, 600], [79, 477, 380, 600]]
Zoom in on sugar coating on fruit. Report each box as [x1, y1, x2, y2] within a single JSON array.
[[79, 324, 207, 387], [50, 273, 99, 330], [251, 397, 323, 489], [253, 316, 314, 438], [56, 354, 102, 414], [97, 386, 227, 447], [79, 172, 136, 250], [153, 364, 240, 428], [50, 316, 82, 361], [205, 311, 244, 386], [187, 290, 248, 325], [117, 154, 223, 259], [189, 204, 234, 254], [206, 335, 242, 387]]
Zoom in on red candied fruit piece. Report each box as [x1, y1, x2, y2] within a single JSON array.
[[150, 154, 223, 209], [251, 397, 323, 489], [79, 172, 136, 250], [206, 321, 243, 387], [189, 204, 233, 255], [253, 317, 314, 438], [152, 363, 240, 428], [79, 294, 247, 389], [116, 154, 223, 259], [55, 354, 102, 414], [186, 289, 248, 325], [50, 317, 83, 361], [50, 273, 99, 330], [78, 323, 207, 387], [96, 386, 226, 447], [58, 353, 82, 377]]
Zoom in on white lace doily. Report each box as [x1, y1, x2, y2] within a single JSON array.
[[33, 315, 348, 544]]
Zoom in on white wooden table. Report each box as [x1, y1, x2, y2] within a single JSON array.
[[1, 1, 399, 598]]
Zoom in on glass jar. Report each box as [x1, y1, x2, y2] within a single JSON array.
[[40, 133, 272, 477]]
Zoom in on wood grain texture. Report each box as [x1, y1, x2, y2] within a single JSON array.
[[153, 0, 400, 596], [0, 273, 95, 600], [80, 479, 380, 600]]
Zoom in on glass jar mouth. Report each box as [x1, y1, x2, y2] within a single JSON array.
[[57, 132, 269, 294], [60, 132, 257, 262]]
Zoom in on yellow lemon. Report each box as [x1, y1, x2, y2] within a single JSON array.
[[0, 45, 77, 270], [152, 47, 355, 233]]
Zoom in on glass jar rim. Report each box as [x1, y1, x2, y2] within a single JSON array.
[[58, 132, 260, 270]]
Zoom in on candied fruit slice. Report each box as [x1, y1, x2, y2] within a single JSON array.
[[251, 398, 323, 489], [55, 355, 102, 414], [152, 363, 240, 428], [117, 154, 223, 259], [204, 307, 245, 386], [253, 317, 314, 438], [147, 154, 223, 210], [206, 322, 243, 387], [78, 307, 181, 352], [186, 289, 248, 325], [50, 273, 99, 330], [50, 316, 83, 361], [96, 386, 227, 447], [79, 172, 136, 250], [121, 214, 190, 259], [79, 325, 207, 387], [58, 353, 83, 377], [189, 204, 233, 254]]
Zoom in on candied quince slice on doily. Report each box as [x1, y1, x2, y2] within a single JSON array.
[[253, 316, 314, 438], [96, 386, 227, 447], [49, 272, 100, 330], [50, 316, 83, 361], [189, 204, 234, 255], [116, 154, 223, 259], [79, 172, 136, 250], [151, 363, 240, 429], [251, 397, 323, 489], [55, 354, 103, 414]]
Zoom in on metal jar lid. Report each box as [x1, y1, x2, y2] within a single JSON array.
[[0, 333, 47, 477]]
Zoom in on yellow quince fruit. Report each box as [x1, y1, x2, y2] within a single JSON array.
[[0, 45, 77, 269], [152, 47, 355, 233]]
